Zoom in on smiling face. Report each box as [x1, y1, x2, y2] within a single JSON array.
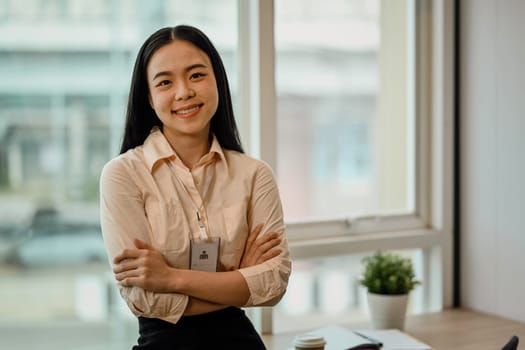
[[147, 39, 219, 145]]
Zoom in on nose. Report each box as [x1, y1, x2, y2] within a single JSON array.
[[174, 81, 195, 100]]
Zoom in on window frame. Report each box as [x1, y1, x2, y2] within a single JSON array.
[[238, 0, 455, 333]]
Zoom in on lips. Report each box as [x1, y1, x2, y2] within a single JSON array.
[[173, 104, 202, 116]]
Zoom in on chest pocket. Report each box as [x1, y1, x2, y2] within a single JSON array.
[[222, 204, 249, 253], [145, 198, 191, 269]]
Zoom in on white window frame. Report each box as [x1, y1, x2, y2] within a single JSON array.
[[238, 0, 454, 334]]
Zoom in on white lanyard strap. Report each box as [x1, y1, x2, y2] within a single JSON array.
[[169, 161, 209, 240], [195, 211, 208, 241]]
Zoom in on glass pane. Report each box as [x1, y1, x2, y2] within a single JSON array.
[[0, 0, 237, 348], [275, 0, 415, 221], [273, 249, 424, 333]]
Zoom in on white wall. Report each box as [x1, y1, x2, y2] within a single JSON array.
[[460, 0, 525, 322]]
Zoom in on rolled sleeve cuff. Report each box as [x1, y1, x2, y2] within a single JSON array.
[[238, 257, 291, 306], [121, 286, 189, 324]]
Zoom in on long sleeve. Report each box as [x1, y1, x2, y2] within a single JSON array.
[[99, 158, 188, 323], [238, 161, 292, 306]]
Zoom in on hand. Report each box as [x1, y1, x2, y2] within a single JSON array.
[[240, 224, 282, 268], [113, 239, 174, 292]]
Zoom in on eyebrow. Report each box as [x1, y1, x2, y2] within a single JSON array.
[[152, 63, 209, 81]]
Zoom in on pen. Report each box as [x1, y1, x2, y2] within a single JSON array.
[[353, 331, 383, 348]]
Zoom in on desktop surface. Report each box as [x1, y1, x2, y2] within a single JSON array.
[[264, 308, 525, 350]]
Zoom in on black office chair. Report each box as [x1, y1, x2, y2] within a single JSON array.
[[501, 335, 519, 350]]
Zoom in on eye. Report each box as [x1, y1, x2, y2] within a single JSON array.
[[190, 72, 205, 80], [156, 80, 171, 87]]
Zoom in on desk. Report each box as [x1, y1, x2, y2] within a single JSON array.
[[263, 308, 525, 350]]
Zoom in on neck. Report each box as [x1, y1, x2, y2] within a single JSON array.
[[164, 131, 211, 170]]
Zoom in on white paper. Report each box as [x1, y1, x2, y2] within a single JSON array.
[[361, 329, 432, 350]]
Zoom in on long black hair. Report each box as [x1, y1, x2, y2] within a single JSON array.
[[119, 25, 243, 154]]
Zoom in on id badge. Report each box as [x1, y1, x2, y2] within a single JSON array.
[[189, 237, 220, 272]]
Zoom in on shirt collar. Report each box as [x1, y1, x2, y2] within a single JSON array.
[[143, 127, 225, 172]]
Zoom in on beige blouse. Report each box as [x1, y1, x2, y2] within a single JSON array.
[[99, 127, 291, 324]]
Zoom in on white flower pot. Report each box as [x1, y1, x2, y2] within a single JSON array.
[[367, 292, 409, 330]]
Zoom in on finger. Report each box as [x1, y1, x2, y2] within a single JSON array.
[[247, 230, 275, 256], [257, 248, 281, 264], [113, 249, 141, 264], [134, 238, 153, 250], [252, 223, 264, 236], [115, 269, 139, 282], [244, 234, 279, 263], [118, 276, 143, 288], [244, 224, 263, 254], [113, 259, 140, 274], [254, 231, 279, 245], [255, 235, 281, 254], [247, 224, 263, 245], [247, 243, 276, 266], [247, 236, 281, 266]]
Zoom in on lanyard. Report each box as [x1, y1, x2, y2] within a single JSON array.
[[168, 160, 209, 241]]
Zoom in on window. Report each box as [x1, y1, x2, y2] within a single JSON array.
[[275, 0, 391, 221], [241, 0, 454, 333]]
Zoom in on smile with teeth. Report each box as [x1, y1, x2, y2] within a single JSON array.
[[173, 105, 201, 115]]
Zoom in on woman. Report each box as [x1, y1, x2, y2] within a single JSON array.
[[99, 25, 291, 349]]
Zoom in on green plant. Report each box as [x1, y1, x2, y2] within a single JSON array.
[[359, 251, 420, 295]]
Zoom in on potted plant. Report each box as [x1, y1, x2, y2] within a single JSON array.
[[359, 251, 420, 330]]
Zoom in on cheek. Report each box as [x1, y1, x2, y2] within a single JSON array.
[[211, 93, 219, 113], [206, 85, 219, 112], [150, 92, 169, 111]]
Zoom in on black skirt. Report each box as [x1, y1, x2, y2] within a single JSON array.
[[133, 307, 267, 350]]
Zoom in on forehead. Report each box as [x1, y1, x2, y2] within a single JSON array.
[[147, 39, 212, 77]]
